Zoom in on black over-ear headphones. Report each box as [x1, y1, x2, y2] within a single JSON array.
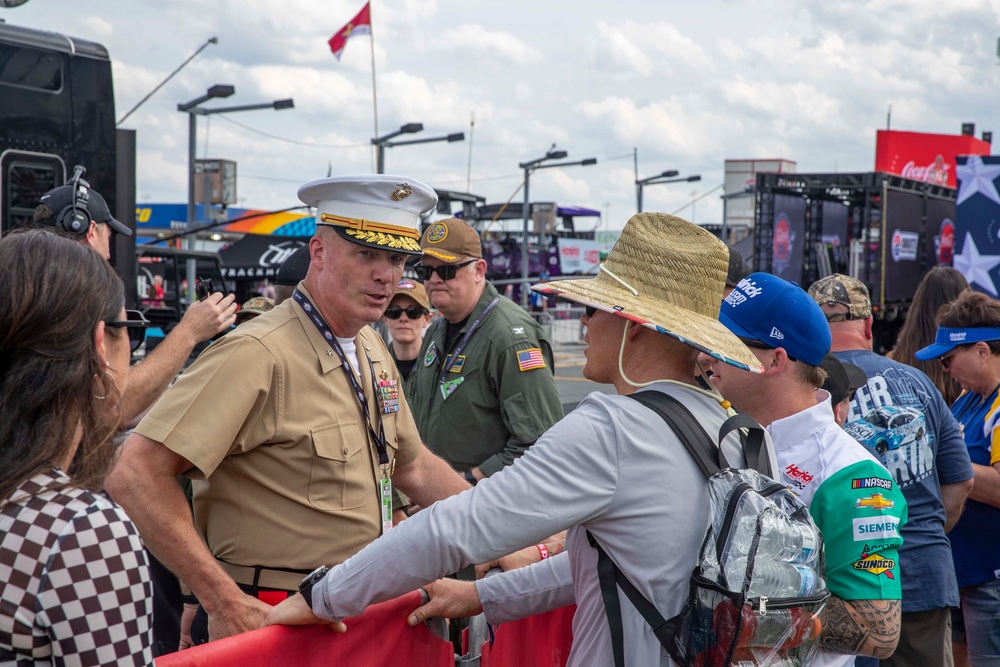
[[55, 165, 91, 236]]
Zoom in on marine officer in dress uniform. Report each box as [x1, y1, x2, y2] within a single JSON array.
[[106, 175, 471, 643]]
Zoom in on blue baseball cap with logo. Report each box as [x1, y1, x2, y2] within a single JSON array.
[[719, 272, 831, 367], [915, 326, 1000, 360]]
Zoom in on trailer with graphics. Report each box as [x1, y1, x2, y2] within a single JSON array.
[[753, 171, 957, 351], [0, 22, 226, 337]]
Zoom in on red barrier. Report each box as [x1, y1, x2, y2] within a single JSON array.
[[480, 604, 576, 667], [155, 590, 453, 667]]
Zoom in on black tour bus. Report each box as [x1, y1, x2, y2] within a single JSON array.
[[0, 21, 137, 303]]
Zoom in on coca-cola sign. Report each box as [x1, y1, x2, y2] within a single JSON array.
[[900, 158, 949, 185], [875, 130, 991, 188]]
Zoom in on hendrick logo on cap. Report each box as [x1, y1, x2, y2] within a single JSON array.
[[950, 332, 967, 342], [723, 277, 763, 308]]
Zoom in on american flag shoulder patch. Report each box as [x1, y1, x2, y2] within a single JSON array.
[[517, 347, 546, 372]]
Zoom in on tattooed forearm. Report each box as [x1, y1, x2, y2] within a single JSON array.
[[819, 597, 900, 658]]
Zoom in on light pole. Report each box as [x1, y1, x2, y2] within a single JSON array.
[[635, 173, 701, 213], [371, 123, 465, 174], [518, 148, 598, 306], [179, 85, 234, 244], [178, 86, 294, 249]]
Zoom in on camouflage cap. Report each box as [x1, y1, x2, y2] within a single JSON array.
[[236, 296, 275, 324], [807, 274, 871, 322]]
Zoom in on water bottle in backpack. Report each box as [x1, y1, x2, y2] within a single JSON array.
[[727, 557, 821, 598]]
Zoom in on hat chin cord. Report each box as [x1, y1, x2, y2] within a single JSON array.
[[616, 321, 734, 412]]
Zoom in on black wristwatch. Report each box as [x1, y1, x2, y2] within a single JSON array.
[[298, 566, 330, 609], [465, 469, 478, 486]]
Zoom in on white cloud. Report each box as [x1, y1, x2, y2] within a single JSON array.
[[429, 24, 543, 66], [587, 19, 712, 80]]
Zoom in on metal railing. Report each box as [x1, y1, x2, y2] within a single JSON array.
[[530, 306, 587, 346]]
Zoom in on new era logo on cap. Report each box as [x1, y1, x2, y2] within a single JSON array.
[[719, 272, 831, 367]]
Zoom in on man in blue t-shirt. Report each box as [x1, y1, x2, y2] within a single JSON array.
[[809, 275, 974, 667]]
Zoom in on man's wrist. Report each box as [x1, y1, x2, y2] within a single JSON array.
[[464, 469, 478, 486], [298, 566, 330, 610]]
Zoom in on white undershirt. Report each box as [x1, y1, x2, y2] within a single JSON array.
[[336, 336, 362, 379]]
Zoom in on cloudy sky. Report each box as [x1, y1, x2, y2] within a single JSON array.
[[4, 0, 1000, 230]]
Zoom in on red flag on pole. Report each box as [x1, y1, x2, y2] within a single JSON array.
[[328, 2, 372, 60]]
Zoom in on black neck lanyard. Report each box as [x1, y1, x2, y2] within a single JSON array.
[[293, 289, 389, 467], [437, 296, 500, 384]]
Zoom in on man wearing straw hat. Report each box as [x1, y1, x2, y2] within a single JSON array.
[[265, 212, 773, 665], [108, 175, 471, 643]]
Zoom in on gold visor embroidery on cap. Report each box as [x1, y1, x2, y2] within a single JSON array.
[[344, 229, 421, 251]]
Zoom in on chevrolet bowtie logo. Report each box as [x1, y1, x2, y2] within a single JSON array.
[[856, 493, 894, 510]]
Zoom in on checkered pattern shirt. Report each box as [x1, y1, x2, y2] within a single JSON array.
[[0, 469, 152, 666]]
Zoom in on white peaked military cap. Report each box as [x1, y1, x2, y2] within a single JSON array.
[[298, 174, 438, 255]]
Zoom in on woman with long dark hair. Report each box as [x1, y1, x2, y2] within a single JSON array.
[[0, 230, 153, 664], [890, 267, 969, 405]]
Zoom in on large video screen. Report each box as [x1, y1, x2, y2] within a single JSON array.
[[884, 190, 924, 302], [771, 194, 807, 282]]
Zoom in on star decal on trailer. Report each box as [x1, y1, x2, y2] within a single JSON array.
[[953, 232, 1000, 297], [956, 155, 1000, 206]]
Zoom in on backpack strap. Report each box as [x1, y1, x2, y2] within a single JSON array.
[[628, 390, 724, 478], [720, 412, 772, 477], [587, 530, 681, 667]]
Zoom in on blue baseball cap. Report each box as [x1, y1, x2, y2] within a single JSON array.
[[915, 326, 1000, 360], [719, 272, 831, 367]]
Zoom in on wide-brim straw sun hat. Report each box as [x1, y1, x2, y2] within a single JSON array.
[[532, 213, 763, 372]]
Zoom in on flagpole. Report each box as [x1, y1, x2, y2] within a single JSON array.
[[369, 0, 379, 164]]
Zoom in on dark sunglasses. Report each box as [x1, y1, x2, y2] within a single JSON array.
[[384, 305, 429, 320], [585, 306, 598, 318], [106, 309, 150, 352], [738, 337, 798, 362], [939, 345, 971, 369], [414, 259, 476, 281]]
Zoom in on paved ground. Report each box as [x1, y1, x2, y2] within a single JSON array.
[[552, 342, 615, 412]]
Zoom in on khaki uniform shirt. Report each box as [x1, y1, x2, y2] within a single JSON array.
[[134, 285, 422, 572], [405, 282, 563, 476]]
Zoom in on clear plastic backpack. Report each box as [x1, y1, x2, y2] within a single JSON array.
[[588, 390, 830, 667]]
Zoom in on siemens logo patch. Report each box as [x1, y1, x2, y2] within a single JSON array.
[[853, 517, 900, 541], [851, 477, 892, 491]]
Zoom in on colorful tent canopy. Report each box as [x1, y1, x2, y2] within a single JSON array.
[[135, 203, 315, 236]]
